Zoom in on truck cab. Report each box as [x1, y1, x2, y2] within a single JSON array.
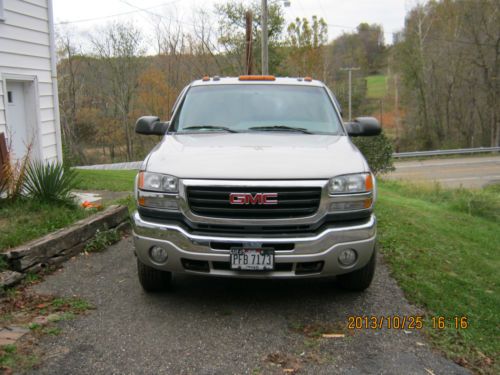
[[132, 76, 381, 292]]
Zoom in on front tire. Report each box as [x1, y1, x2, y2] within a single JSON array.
[[137, 259, 172, 292], [336, 248, 376, 291]]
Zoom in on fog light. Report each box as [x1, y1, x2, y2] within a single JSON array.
[[150, 246, 168, 263], [330, 201, 366, 211], [139, 195, 179, 210], [338, 248, 357, 266]]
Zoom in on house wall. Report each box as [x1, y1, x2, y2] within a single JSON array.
[[0, 0, 61, 162]]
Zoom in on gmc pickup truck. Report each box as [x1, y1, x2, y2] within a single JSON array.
[[132, 76, 381, 292]]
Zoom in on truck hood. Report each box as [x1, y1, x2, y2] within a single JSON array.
[[144, 133, 368, 179]]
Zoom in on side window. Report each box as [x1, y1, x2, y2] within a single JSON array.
[[170, 86, 189, 117], [326, 87, 343, 117], [0, 0, 5, 22], [169, 86, 189, 132]]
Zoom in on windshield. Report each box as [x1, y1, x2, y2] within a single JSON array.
[[172, 84, 343, 135]]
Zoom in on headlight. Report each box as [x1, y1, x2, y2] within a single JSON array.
[[328, 173, 373, 194], [138, 172, 178, 193]]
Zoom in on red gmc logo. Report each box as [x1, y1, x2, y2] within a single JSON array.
[[229, 193, 278, 205]]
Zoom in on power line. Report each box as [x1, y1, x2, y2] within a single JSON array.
[[55, 0, 182, 25]]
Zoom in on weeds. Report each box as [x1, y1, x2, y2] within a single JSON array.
[[43, 327, 62, 336], [0, 144, 32, 202], [84, 228, 120, 253]]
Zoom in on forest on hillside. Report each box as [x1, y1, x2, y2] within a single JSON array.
[[56, 0, 499, 164]]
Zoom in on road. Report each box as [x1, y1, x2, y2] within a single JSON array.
[[29, 237, 469, 375], [387, 155, 500, 188]]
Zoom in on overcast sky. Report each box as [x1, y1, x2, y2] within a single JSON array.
[[53, 0, 423, 46]]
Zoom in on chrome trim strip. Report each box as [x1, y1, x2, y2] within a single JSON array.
[[132, 211, 376, 244]]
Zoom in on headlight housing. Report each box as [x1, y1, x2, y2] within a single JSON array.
[[328, 173, 373, 195], [138, 172, 178, 193], [328, 173, 375, 212]]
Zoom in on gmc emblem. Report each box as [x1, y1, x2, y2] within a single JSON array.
[[229, 192, 278, 205]]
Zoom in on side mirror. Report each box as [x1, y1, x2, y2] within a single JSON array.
[[135, 116, 169, 136], [345, 117, 381, 137]]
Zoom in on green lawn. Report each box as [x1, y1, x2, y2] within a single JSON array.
[[377, 180, 499, 373], [366, 74, 387, 99], [0, 201, 90, 254], [73, 169, 137, 192], [0, 169, 136, 255]]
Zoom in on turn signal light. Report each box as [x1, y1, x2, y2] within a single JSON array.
[[138, 172, 144, 189], [364, 198, 373, 209], [239, 75, 276, 81], [365, 174, 373, 191]]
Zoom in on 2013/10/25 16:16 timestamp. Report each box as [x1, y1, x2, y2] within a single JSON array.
[[347, 316, 469, 330]]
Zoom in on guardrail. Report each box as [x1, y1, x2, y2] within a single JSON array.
[[74, 146, 500, 170], [393, 146, 500, 158]]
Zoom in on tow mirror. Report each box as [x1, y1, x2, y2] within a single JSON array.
[[345, 117, 381, 137], [135, 116, 169, 136]]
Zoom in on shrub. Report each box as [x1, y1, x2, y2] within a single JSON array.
[[24, 161, 78, 204], [352, 131, 395, 175]]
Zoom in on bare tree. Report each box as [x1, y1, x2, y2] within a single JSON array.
[[91, 22, 145, 161]]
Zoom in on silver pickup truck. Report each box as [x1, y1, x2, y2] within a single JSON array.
[[132, 76, 381, 292]]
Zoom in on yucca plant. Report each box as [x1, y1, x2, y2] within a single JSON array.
[[24, 161, 78, 204]]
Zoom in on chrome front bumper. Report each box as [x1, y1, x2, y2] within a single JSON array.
[[132, 211, 377, 279]]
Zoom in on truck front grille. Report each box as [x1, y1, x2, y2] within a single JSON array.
[[186, 186, 322, 219]]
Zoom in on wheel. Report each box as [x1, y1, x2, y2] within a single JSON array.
[[137, 259, 172, 292], [336, 248, 376, 291]]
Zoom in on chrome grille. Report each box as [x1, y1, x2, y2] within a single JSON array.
[[186, 186, 322, 219]]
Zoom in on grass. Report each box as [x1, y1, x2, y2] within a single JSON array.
[[0, 291, 93, 373], [377, 180, 499, 374], [0, 344, 38, 372], [73, 169, 137, 192], [0, 169, 136, 253], [0, 200, 90, 252], [366, 74, 387, 99]]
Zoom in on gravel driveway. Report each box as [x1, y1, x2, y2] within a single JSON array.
[[29, 237, 469, 375]]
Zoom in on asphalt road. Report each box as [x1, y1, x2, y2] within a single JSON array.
[[386, 155, 500, 188], [29, 237, 469, 375]]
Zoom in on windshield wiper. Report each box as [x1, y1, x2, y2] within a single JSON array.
[[182, 125, 238, 133], [248, 125, 312, 134]]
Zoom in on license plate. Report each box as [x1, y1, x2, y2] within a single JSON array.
[[230, 248, 274, 271]]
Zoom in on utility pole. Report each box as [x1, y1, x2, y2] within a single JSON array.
[[245, 11, 253, 75], [261, 0, 269, 75], [340, 67, 360, 121], [394, 74, 400, 152]]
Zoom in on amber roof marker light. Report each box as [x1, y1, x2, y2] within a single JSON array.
[[238, 75, 276, 81]]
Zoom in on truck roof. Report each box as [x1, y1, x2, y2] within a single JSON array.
[[190, 76, 326, 88]]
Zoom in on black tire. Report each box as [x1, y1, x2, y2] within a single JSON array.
[[137, 259, 172, 292], [336, 248, 376, 291]]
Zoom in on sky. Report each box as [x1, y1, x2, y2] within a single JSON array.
[[52, 0, 422, 46]]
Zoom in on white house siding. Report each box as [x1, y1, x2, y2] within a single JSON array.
[[0, 0, 61, 162]]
